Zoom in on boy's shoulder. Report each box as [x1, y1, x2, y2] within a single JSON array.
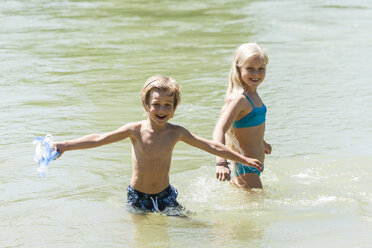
[[122, 121, 143, 132], [165, 122, 188, 135], [165, 122, 185, 131]]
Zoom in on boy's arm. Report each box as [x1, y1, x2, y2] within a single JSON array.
[[55, 123, 134, 157], [179, 127, 262, 171]]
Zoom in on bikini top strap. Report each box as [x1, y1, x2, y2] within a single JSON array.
[[243, 93, 255, 108]]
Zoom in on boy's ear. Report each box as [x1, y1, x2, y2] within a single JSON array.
[[143, 108, 149, 117], [143, 103, 150, 112]]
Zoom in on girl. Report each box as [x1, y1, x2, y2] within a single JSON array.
[[213, 43, 272, 190]]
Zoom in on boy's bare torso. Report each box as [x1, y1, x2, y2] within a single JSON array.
[[128, 120, 182, 194]]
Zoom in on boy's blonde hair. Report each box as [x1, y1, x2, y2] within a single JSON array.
[[140, 75, 181, 111]]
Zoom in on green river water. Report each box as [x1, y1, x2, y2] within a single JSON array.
[[1, 0, 372, 247]]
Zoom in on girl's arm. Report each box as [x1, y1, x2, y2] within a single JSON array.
[[179, 128, 262, 171], [212, 98, 244, 180], [264, 139, 272, 154], [213, 101, 241, 162], [55, 123, 134, 157]]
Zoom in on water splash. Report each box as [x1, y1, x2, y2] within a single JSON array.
[[33, 134, 60, 178]]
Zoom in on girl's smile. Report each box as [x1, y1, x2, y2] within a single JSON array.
[[249, 78, 261, 83], [240, 55, 267, 89]]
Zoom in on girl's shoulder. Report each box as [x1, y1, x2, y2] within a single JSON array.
[[224, 93, 254, 116], [227, 93, 250, 107]]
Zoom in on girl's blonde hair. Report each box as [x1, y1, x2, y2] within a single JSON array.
[[222, 43, 268, 171], [140, 75, 181, 111], [226, 43, 268, 100]]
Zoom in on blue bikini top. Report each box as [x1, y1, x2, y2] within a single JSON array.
[[233, 93, 266, 128]]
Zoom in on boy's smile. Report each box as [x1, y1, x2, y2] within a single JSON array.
[[147, 89, 175, 125]]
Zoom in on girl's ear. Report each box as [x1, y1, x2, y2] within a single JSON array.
[[236, 65, 241, 73]]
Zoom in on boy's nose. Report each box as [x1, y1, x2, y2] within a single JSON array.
[[158, 105, 166, 111]]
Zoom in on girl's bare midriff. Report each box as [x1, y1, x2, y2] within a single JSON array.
[[233, 123, 265, 163]]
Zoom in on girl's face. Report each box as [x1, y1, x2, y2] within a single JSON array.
[[146, 89, 175, 125], [239, 55, 266, 89]]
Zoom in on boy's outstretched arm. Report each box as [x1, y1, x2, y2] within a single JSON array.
[[179, 127, 262, 171], [55, 123, 133, 157]]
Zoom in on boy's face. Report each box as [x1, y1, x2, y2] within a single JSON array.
[[146, 89, 175, 125]]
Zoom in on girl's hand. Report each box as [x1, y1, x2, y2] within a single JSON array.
[[264, 140, 272, 155], [216, 161, 231, 181]]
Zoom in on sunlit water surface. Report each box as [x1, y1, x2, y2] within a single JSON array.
[[1, 0, 372, 247]]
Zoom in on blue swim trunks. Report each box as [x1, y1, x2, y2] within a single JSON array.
[[127, 184, 185, 215], [231, 162, 264, 177]]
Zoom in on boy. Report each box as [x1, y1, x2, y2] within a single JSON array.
[[55, 75, 262, 214]]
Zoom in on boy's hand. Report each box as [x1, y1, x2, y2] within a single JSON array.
[[245, 158, 263, 171], [54, 142, 66, 159], [216, 162, 231, 181], [264, 141, 272, 155]]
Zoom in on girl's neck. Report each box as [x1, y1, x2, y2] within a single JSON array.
[[243, 84, 258, 94], [244, 87, 258, 94]]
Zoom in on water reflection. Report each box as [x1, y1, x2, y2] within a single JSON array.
[[210, 215, 267, 247], [207, 191, 268, 247], [130, 213, 171, 248]]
